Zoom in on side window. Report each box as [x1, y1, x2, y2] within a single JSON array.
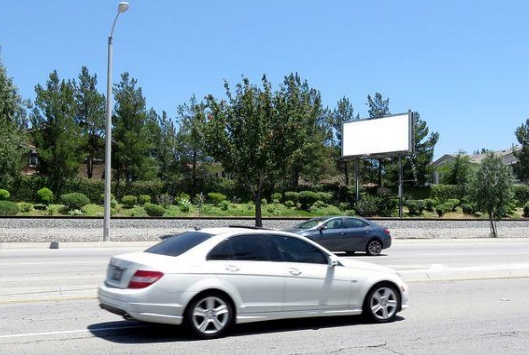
[[207, 239, 233, 260], [274, 236, 328, 264], [229, 235, 281, 261], [344, 218, 368, 229], [325, 218, 343, 230]]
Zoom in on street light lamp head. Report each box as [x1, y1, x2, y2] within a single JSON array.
[[118, 2, 129, 13]]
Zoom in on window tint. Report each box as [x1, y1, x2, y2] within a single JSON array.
[[208, 234, 282, 261], [324, 218, 343, 229], [146, 231, 214, 257], [274, 236, 328, 264], [207, 239, 233, 260], [344, 218, 368, 229]]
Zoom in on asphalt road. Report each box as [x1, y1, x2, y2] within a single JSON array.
[[1, 239, 529, 354]]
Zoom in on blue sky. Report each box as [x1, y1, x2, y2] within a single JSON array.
[[1, 0, 528, 160]]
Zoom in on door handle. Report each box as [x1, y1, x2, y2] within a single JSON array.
[[289, 268, 302, 276], [225, 265, 239, 272]]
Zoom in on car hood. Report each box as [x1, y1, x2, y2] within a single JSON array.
[[339, 258, 397, 274]]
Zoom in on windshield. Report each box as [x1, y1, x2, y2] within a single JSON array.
[[146, 231, 214, 257], [295, 218, 326, 229]]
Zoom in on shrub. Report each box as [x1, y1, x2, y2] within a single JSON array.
[[461, 203, 474, 215], [514, 185, 529, 206], [121, 195, 137, 208], [207, 192, 227, 206], [0, 201, 19, 216], [178, 198, 192, 213], [156, 193, 174, 208], [424, 198, 438, 212], [37, 188, 53, 205], [523, 202, 529, 218], [138, 194, 151, 205], [284, 191, 299, 204], [0, 189, 10, 201], [355, 194, 381, 217], [405, 200, 426, 215], [436, 203, 450, 217], [220, 200, 230, 211], [60, 193, 90, 211], [99, 193, 116, 205], [271, 192, 282, 203], [316, 192, 333, 204], [33, 203, 48, 211], [444, 198, 461, 211], [298, 191, 320, 211], [20, 202, 33, 212], [144, 203, 165, 217]]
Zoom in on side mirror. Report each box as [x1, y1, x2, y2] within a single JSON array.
[[328, 255, 339, 267]]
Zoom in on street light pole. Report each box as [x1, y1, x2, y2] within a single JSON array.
[[104, 2, 129, 241]]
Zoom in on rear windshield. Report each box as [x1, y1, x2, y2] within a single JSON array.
[[146, 231, 214, 257]]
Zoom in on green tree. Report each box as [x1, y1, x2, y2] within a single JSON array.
[[112, 73, 157, 182], [203, 76, 285, 227], [73, 66, 105, 179], [275, 73, 327, 189], [174, 96, 210, 195], [30, 71, 82, 193], [440, 151, 473, 185], [330, 97, 359, 185], [367, 93, 391, 187], [513, 118, 529, 183], [468, 152, 514, 238], [150, 110, 178, 182], [0, 51, 27, 190]]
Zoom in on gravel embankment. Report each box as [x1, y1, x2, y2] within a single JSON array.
[[0, 218, 528, 243]]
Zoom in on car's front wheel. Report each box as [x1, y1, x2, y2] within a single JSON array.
[[185, 292, 234, 339], [363, 283, 400, 323], [366, 239, 383, 256]]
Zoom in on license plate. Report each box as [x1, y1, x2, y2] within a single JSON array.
[[110, 265, 124, 281]]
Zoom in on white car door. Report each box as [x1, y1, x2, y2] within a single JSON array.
[[273, 235, 358, 312], [206, 235, 285, 314]]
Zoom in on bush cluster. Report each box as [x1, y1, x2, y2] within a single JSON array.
[[60, 193, 90, 211], [0, 189, 10, 201], [121, 195, 138, 208], [144, 203, 165, 217], [37, 188, 54, 205], [0, 201, 19, 216], [523, 202, 529, 218]]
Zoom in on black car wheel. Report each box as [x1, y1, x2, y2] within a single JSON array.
[[366, 239, 383, 256], [363, 283, 400, 323], [185, 292, 234, 339]]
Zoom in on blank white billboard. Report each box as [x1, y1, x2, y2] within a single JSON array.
[[342, 113, 413, 157]]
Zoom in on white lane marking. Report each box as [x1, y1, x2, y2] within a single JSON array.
[[0, 324, 147, 339], [0, 261, 105, 266]]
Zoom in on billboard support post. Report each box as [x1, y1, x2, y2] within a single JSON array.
[[398, 154, 403, 218], [355, 157, 360, 201]]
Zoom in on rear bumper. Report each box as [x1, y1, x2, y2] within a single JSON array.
[[98, 283, 185, 325]]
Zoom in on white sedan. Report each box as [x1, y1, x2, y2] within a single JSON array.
[[98, 227, 409, 339]]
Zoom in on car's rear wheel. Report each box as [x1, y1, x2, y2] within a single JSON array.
[[185, 292, 233, 339], [366, 239, 382, 256], [363, 283, 400, 323]]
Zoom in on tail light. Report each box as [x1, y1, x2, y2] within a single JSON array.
[[128, 270, 164, 289], [384, 229, 391, 235]]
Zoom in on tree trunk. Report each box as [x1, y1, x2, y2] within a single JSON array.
[[489, 214, 498, 238], [254, 192, 263, 227]]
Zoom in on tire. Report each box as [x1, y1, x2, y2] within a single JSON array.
[[184, 292, 234, 339], [366, 239, 383, 256], [362, 283, 400, 323]]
